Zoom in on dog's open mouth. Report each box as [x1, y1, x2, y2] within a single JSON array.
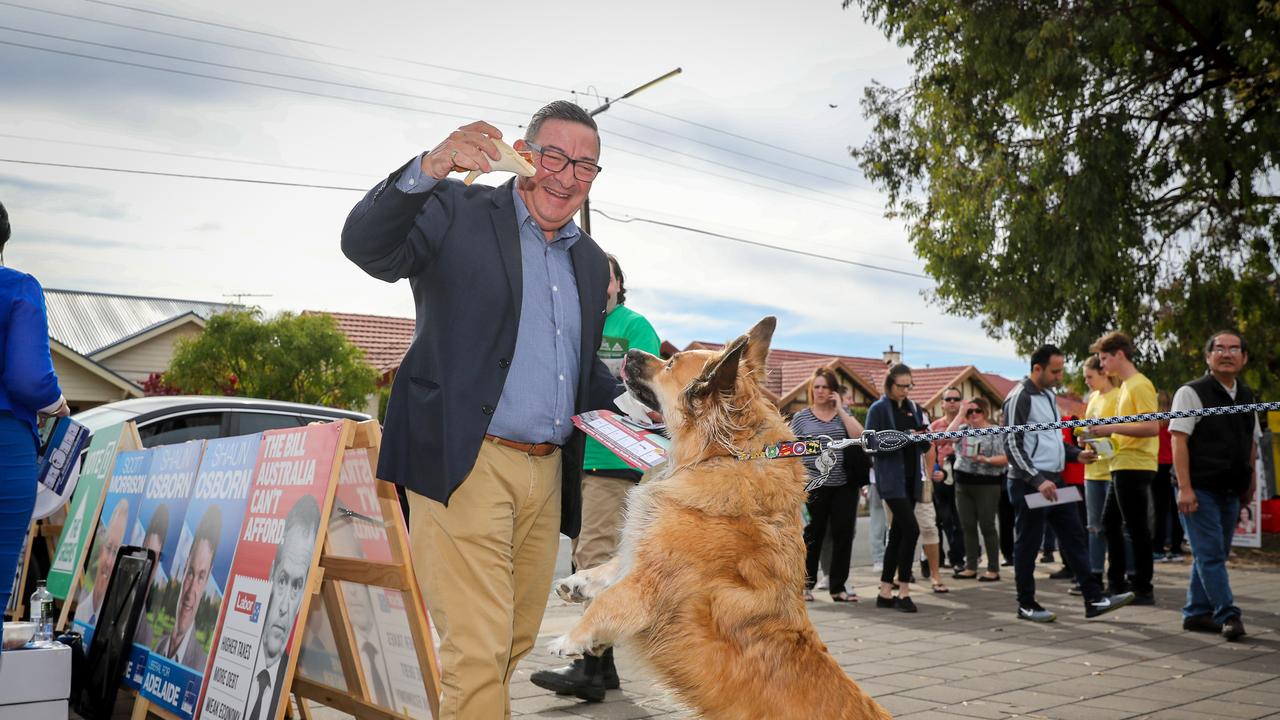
[[622, 377, 662, 418]]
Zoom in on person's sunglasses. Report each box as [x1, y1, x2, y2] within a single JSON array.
[[894, 382, 914, 390], [943, 397, 962, 402], [966, 409, 984, 416]]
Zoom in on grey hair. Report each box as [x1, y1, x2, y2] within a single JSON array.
[[525, 100, 598, 143]]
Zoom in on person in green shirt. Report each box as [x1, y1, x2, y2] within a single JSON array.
[[530, 253, 660, 702]]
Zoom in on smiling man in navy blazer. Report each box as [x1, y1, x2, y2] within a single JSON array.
[[342, 101, 621, 719]]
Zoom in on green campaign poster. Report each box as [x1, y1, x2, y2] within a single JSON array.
[[47, 422, 136, 600]]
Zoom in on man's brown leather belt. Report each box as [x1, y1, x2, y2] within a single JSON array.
[[484, 434, 560, 457]]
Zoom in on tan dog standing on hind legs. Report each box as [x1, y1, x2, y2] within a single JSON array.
[[548, 317, 892, 720]]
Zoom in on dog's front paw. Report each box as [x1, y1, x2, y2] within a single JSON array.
[[546, 634, 587, 659], [555, 572, 596, 604]]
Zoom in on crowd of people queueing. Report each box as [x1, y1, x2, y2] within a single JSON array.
[[793, 329, 1259, 645]]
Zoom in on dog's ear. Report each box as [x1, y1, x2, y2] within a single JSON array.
[[689, 335, 747, 400], [744, 316, 776, 369]]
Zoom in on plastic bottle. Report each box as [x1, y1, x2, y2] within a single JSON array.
[[30, 579, 55, 646]]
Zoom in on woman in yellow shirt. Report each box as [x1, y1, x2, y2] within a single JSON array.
[[1081, 356, 1119, 580]]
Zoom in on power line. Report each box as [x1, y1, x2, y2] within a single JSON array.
[[0, 155, 924, 278], [0, 132, 375, 177], [604, 126, 882, 211], [594, 199, 922, 268], [0, 25, 541, 119], [0, 38, 525, 123], [0, 38, 878, 214], [0, 158, 368, 191], [624, 103, 864, 173], [0, 1, 557, 105], [74, 0, 572, 93], [599, 113, 860, 187], [2, 26, 873, 209], [592, 209, 931, 279], [603, 143, 878, 215], [9, 1, 870, 183]]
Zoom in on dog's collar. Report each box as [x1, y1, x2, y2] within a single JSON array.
[[737, 436, 839, 492], [735, 438, 826, 461]]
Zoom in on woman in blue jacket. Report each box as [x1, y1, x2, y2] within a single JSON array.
[[0, 201, 68, 637], [866, 363, 930, 612]]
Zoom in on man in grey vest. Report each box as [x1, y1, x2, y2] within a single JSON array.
[[1171, 329, 1259, 642]]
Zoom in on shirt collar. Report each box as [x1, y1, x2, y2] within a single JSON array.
[[511, 183, 580, 249]]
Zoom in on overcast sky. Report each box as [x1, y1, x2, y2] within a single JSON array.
[[1, 0, 1029, 378]]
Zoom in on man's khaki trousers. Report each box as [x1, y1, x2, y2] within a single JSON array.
[[571, 473, 633, 571], [407, 441, 562, 719]]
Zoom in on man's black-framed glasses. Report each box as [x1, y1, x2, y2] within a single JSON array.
[[943, 396, 962, 402], [525, 141, 602, 182]]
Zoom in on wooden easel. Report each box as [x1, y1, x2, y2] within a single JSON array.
[[5, 522, 37, 621], [129, 419, 441, 720], [293, 420, 442, 720]]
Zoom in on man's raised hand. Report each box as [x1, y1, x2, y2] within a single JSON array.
[[423, 121, 503, 180]]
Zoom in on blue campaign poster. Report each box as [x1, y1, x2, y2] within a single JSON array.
[[72, 448, 152, 645], [139, 434, 260, 720], [124, 440, 206, 690]]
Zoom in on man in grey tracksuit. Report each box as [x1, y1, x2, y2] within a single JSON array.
[[1004, 344, 1135, 622]]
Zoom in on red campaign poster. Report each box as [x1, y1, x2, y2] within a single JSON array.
[[195, 421, 345, 720]]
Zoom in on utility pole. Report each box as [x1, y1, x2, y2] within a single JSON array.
[[891, 320, 923, 360], [579, 68, 682, 234]]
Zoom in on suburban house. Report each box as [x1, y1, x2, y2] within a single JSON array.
[[44, 289, 231, 412]]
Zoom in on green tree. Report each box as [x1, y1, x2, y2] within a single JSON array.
[[165, 309, 378, 410], [849, 0, 1280, 396]]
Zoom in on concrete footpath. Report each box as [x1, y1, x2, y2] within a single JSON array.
[[110, 530, 1280, 720], [513, 547, 1280, 719]]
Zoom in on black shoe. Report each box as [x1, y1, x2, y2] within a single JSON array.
[[1048, 567, 1074, 580], [876, 594, 896, 609], [1222, 617, 1246, 642], [1131, 591, 1156, 606], [1085, 592, 1135, 618], [1001, 559, 1014, 567], [600, 647, 620, 690], [530, 656, 606, 702], [1040, 551, 1055, 564], [1182, 614, 1223, 634], [895, 597, 918, 613]]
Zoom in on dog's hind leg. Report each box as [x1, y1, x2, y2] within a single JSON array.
[[548, 577, 649, 659], [555, 556, 623, 604]]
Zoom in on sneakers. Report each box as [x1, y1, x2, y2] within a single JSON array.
[[815, 572, 829, 591], [1182, 614, 1223, 634], [1085, 592, 1135, 618], [1222, 617, 1247, 642], [1048, 567, 1074, 580], [1017, 603, 1057, 623], [1131, 591, 1156, 606]]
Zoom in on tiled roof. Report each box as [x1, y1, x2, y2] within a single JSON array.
[[310, 311, 415, 375], [686, 341, 979, 406], [45, 289, 230, 356], [982, 372, 1019, 400]]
